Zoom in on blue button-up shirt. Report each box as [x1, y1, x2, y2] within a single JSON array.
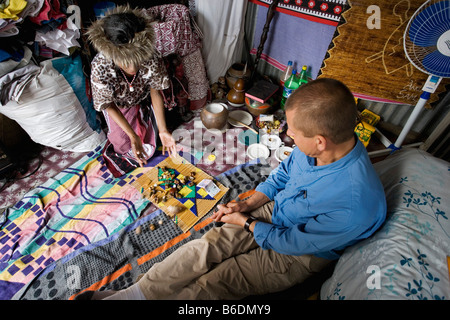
[[254, 139, 386, 260]]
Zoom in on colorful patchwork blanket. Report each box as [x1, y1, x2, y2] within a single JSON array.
[[0, 143, 270, 300], [0, 144, 164, 300]]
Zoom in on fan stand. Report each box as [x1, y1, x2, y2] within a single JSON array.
[[391, 91, 430, 150], [369, 75, 443, 157], [392, 75, 443, 151]]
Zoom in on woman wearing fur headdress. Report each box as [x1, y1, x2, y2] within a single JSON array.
[[87, 6, 176, 177]]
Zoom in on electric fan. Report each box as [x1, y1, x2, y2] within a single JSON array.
[[393, 0, 450, 149]]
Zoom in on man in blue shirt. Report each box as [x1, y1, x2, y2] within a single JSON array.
[[215, 78, 386, 262], [77, 78, 386, 300]]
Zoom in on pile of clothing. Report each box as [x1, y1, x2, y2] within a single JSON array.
[[0, 0, 40, 37], [0, 0, 83, 105], [1, 1, 105, 153], [1, 0, 80, 56]]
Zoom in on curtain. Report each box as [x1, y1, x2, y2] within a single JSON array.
[[193, 0, 248, 83]]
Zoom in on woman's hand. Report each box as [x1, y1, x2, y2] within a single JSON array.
[[130, 134, 148, 167], [159, 131, 177, 157], [103, 104, 149, 167]]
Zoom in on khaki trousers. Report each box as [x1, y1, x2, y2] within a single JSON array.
[[137, 202, 331, 300]]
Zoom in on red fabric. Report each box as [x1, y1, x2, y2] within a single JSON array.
[[248, 0, 343, 26], [29, 0, 66, 25]]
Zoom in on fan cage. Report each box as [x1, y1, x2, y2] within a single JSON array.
[[403, 0, 450, 78]]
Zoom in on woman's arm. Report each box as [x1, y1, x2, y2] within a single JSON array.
[[150, 88, 177, 157], [104, 102, 148, 166]]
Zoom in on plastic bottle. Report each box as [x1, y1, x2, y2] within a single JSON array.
[[279, 60, 293, 87], [298, 65, 308, 85], [280, 69, 299, 109]]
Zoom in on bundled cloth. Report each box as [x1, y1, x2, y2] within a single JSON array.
[[0, 0, 43, 37], [0, 62, 39, 106], [144, 4, 209, 107], [0, 54, 105, 152]]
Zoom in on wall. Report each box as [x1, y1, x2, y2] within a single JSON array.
[[242, 2, 449, 147]]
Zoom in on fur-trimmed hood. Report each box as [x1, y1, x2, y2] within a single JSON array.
[[86, 5, 156, 67]]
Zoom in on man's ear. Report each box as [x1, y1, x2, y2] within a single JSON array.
[[315, 135, 327, 152]]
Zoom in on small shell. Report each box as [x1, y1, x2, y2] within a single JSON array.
[[149, 224, 156, 231], [135, 225, 142, 235], [166, 205, 184, 218]]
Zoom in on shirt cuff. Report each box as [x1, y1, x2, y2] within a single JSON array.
[[253, 221, 273, 250]]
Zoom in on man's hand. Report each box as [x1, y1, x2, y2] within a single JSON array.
[[210, 192, 270, 231], [211, 201, 250, 222], [219, 211, 248, 227], [211, 201, 254, 229]]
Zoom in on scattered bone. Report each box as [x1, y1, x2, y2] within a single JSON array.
[[135, 225, 142, 235]]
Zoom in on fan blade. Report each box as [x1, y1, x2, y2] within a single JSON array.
[[422, 50, 450, 77], [409, 0, 450, 47]]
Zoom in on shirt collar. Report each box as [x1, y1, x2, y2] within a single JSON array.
[[306, 136, 364, 172]]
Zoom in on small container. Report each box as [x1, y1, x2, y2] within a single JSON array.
[[247, 143, 270, 160], [200, 103, 229, 130]]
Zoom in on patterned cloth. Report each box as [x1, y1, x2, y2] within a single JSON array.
[[0, 147, 86, 212], [145, 4, 202, 60], [0, 109, 281, 300], [249, 0, 344, 26], [16, 161, 270, 300], [145, 4, 209, 102], [0, 144, 163, 300]]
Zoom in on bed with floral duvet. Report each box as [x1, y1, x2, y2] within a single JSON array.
[[320, 148, 450, 300]]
